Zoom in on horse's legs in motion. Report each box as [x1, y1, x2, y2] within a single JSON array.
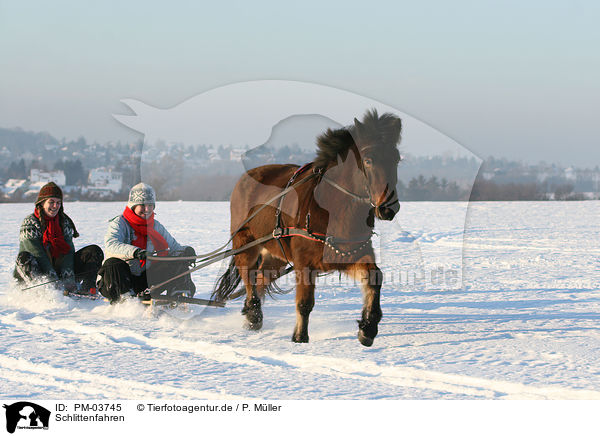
[[347, 263, 383, 347], [292, 266, 316, 343]]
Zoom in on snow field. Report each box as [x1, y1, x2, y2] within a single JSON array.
[[1, 201, 599, 399]]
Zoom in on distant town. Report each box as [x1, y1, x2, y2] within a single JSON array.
[[1, 127, 598, 201]]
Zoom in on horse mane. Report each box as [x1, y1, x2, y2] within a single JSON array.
[[314, 109, 402, 168], [314, 127, 354, 168]]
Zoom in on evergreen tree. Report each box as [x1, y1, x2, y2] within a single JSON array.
[[7, 159, 27, 179]]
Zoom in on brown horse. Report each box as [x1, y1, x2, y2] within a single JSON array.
[[212, 109, 402, 346]]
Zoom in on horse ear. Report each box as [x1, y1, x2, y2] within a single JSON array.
[[394, 118, 402, 133], [390, 117, 403, 143]]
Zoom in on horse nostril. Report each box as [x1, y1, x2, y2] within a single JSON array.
[[375, 206, 397, 221]]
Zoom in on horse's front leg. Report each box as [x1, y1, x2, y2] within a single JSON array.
[[347, 263, 383, 347], [292, 266, 315, 343]]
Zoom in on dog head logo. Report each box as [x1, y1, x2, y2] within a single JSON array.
[[3, 402, 50, 433]]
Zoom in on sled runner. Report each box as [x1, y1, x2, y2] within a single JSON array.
[[63, 288, 101, 301], [140, 291, 225, 308], [138, 290, 224, 320], [16, 262, 103, 301]]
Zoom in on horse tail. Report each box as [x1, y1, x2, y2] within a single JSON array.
[[262, 265, 295, 297], [212, 257, 242, 302]]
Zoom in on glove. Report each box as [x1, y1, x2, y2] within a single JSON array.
[[182, 246, 196, 266], [134, 249, 147, 261], [182, 246, 196, 258]]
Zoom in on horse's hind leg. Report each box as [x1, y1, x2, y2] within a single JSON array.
[[241, 285, 263, 330], [292, 266, 316, 343], [255, 249, 288, 299], [346, 263, 383, 347], [233, 234, 263, 330]]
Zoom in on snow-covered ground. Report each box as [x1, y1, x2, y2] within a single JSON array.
[[1, 201, 599, 400]]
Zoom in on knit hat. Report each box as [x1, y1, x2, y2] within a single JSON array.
[[127, 183, 156, 209], [36, 182, 63, 205]]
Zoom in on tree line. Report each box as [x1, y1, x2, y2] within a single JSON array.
[[398, 175, 586, 201], [1, 155, 591, 202], [141, 174, 586, 202]]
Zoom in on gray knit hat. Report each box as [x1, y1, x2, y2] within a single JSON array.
[[127, 183, 156, 209]]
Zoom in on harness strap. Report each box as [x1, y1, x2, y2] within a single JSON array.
[[272, 227, 371, 244], [321, 174, 372, 204], [147, 225, 373, 293], [153, 162, 373, 265], [274, 162, 315, 266], [147, 232, 276, 295], [148, 162, 375, 290], [155, 161, 373, 263], [180, 169, 318, 261]]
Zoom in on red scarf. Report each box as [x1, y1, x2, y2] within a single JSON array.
[[34, 208, 71, 259], [122, 207, 169, 266]]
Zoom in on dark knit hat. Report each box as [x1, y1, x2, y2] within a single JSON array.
[[36, 182, 63, 205]]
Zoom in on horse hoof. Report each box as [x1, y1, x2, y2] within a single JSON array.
[[244, 320, 263, 330], [292, 333, 309, 343], [358, 330, 374, 347]]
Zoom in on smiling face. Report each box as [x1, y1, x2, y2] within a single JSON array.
[[42, 197, 62, 218], [132, 203, 154, 219]]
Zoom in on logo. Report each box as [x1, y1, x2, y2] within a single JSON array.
[[3, 402, 50, 434]]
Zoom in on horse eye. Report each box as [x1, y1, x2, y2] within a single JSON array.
[[363, 158, 373, 167]]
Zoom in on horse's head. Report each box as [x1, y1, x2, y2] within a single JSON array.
[[351, 110, 402, 221], [314, 109, 402, 223]]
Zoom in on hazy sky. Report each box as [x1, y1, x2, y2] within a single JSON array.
[[0, 0, 598, 166]]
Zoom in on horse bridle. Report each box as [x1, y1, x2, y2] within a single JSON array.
[[318, 163, 399, 212], [319, 171, 372, 205]]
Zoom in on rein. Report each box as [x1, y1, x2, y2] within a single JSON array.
[[151, 168, 320, 263], [152, 161, 373, 264], [145, 161, 375, 292]]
